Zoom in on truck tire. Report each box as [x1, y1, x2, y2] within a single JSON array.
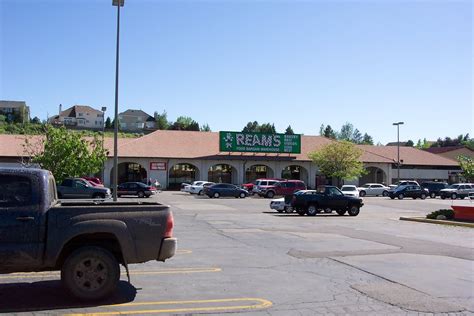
[[336, 210, 346, 216], [61, 246, 120, 301], [359, 191, 366, 197], [420, 193, 427, 200], [348, 205, 360, 216], [284, 206, 293, 214], [451, 193, 457, 199], [266, 191, 275, 198], [398, 193, 404, 200], [430, 192, 436, 198], [306, 204, 318, 216]]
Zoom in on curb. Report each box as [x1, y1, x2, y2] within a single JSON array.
[[399, 217, 474, 228]]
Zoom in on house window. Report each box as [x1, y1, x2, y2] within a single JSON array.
[[137, 117, 142, 122], [78, 113, 83, 117]]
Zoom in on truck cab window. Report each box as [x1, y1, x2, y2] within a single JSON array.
[[0, 175, 33, 207]]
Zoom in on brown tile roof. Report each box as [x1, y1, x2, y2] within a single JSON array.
[[60, 105, 102, 118], [0, 131, 460, 167], [424, 146, 472, 154]]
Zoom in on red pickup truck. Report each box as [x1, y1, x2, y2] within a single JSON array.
[[259, 180, 307, 198]]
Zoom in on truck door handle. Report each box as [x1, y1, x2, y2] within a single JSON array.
[[16, 216, 35, 222]]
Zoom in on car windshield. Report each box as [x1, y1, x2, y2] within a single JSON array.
[[448, 184, 460, 189], [341, 187, 356, 191]]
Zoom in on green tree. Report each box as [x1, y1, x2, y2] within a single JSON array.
[[338, 122, 354, 141], [0, 114, 6, 125], [308, 141, 366, 186], [458, 155, 474, 182], [362, 133, 374, 145], [242, 121, 259, 133], [23, 126, 107, 183], [285, 125, 294, 135], [351, 128, 363, 144], [105, 117, 112, 129], [200, 123, 211, 132], [323, 125, 337, 139], [259, 123, 276, 134], [154, 111, 170, 130], [30, 116, 41, 124], [242, 121, 276, 133], [319, 124, 325, 136], [169, 116, 200, 131], [406, 140, 414, 147]]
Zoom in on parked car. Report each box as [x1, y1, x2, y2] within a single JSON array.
[[117, 182, 157, 198], [82, 176, 104, 187], [180, 182, 191, 192], [270, 197, 293, 213], [287, 186, 363, 216], [0, 167, 176, 300], [189, 181, 215, 195], [341, 185, 359, 197], [57, 178, 111, 199], [204, 183, 249, 198], [420, 181, 448, 198], [183, 181, 203, 193], [357, 183, 390, 197], [259, 180, 306, 198], [389, 185, 428, 200], [252, 178, 282, 195], [439, 183, 474, 200], [241, 181, 256, 193]]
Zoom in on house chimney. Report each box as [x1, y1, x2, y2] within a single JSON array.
[[59, 103, 62, 114]]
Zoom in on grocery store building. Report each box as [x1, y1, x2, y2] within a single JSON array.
[[0, 131, 461, 189]]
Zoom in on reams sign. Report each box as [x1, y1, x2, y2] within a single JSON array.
[[219, 131, 301, 154]]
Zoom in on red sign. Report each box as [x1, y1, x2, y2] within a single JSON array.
[[150, 162, 166, 170]]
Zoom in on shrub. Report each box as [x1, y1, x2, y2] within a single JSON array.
[[426, 209, 454, 220]]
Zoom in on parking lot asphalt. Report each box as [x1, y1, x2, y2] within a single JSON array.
[[1, 192, 473, 315]]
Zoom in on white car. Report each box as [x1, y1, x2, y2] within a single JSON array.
[[341, 185, 359, 197], [189, 181, 214, 195], [357, 183, 390, 197], [270, 197, 292, 213]]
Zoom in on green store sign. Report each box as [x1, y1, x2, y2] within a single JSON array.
[[219, 131, 301, 154]]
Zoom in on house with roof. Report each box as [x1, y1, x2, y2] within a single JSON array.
[[118, 109, 155, 132], [0, 100, 30, 123], [0, 131, 461, 188], [52, 104, 104, 130]]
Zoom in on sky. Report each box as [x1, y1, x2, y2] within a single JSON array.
[[1, 0, 472, 144]]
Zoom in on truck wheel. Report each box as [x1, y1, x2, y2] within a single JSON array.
[[421, 193, 427, 200], [359, 191, 366, 197], [430, 192, 436, 198], [398, 194, 404, 200], [61, 246, 120, 301], [441, 195, 446, 200], [138, 191, 145, 198], [348, 205, 360, 216], [451, 193, 457, 199], [306, 204, 318, 216], [336, 210, 346, 216], [266, 191, 275, 198], [284, 206, 293, 214]]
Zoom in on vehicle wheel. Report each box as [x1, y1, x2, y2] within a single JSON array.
[[266, 191, 275, 198], [277, 209, 284, 213], [296, 209, 306, 216], [430, 192, 436, 198], [412, 197, 417, 200], [324, 208, 332, 213], [92, 193, 105, 199], [336, 210, 346, 216], [421, 193, 427, 200], [441, 196, 446, 200], [239, 192, 246, 198], [348, 205, 360, 216], [306, 204, 318, 216], [61, 246, 120, 301], [382, 191, 389, 197], [398, 194, 404, 200], [137, 191, 145, 198], [213, 192, 220, 198], [451, 193, 457, 199], [461, 196, 465, 200], [359, 191, 366, 197], [198, 190, 203, 196], [390, 196, 395, 200], [284, 206, 293, 214]]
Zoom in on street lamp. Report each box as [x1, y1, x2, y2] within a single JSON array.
[[101, 106, 107, 183], [112, 0, 124, 201], [392, 122, 404, 184]]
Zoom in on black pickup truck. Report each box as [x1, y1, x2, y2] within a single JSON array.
[[0, 167, 177, 300], [286, 186, 364, 216]]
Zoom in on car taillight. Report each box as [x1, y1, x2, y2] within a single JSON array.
[[150, 186, 156, 190], [164, 212, 174, 238]]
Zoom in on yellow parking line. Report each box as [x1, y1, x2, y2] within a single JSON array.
[[66, 298, 273, 316], [176, 249, 192, 254], [0, 267, 221, 280]]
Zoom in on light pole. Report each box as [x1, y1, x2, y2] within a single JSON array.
[[112, 0, 124, 201], [101, 106, 107, 183], [392, 122, 404, 184]]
